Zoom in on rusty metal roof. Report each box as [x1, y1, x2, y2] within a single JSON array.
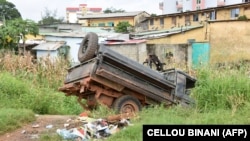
[[32, 41, 66, 51]]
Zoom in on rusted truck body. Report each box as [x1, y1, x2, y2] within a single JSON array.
[[59, 44, 196, 113]]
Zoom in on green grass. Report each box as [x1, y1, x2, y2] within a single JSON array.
[[0, 72, 83, 115], [107, 103, 250, 141], [0, 52, 250, 140], [0, 108, 35, 135], [192, 65, 250, 112]]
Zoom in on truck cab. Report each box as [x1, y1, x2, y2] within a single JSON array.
[[163, 68, 196, 106]]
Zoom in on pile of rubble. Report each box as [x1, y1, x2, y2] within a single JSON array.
[[56, 112, 135, 141]]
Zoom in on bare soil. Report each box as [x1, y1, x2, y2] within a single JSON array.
[[0, 115, 78, 141]]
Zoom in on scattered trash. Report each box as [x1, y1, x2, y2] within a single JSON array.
[[32, 124, 39, 128], [21, 130, 26, 134], [46, 124, 53, 129], [56, 113, 136, 140], [30, 134, 39, 139]]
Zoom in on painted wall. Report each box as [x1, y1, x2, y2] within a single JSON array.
[[209, 21, 250, 63], [192, 0, 206, 10], [146, 26, 208, 44], [148, 3, 250, 31], [36, 50, 58, 60], [146, 44, 189, 70], [107, 43, 190, 71], [106, 43, 147, 64], [87, 17, 134, 27], [147, 20, 250, 64], [44, 36, 83, 64], [83, 12, 150, 28], [163, 0, 246, 15]]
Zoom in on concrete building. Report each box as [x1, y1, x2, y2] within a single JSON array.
[[133, 2, 250, 66], [78, 11, 150, 32], [147, 2, 250, 32], [32, 41, 69, 62], [162, 0, 249, 14], [66, 4, 102, 23]]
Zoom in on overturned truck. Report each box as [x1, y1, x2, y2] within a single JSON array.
[[59, 32, 197, 114]]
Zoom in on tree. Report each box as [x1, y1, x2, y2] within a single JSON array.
[[103, 7, 125, 13], [0, 0, 21, 24], [0, 24, 18, 50], [0, 18, 39, 53], [114, 21, 133, 33], [151, 14, 157, 17], [38, 7, 64, 25]]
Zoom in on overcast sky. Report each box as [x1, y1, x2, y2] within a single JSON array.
[[7, 0, 163, 22]]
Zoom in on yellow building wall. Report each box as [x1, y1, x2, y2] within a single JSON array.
[[134, 12, 150, 26], [149, 4, 250, 31], [209, 21, 250, 63], [147, 19, 250, 64], [146, 26, 208, 44], [87, 17, 134, 27], [149, 15, 205, 31], [243, 6, 250, 16]]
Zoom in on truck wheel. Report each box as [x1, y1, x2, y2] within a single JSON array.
[[112, 95, 142, 114], [78, 32, 98, 63]]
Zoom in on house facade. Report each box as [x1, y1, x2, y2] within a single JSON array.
[[148, 2, 250, 32], [133, 2, 250, 66], [66, 4, 102, 23], [162, 0, 249, 14], [78, 11, 150, 32], [32, 41, 69, 61]]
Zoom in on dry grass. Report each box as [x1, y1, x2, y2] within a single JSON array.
[[0, 51, 70, 89]]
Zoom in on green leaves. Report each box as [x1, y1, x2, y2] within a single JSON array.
[[0, 0, 21, 21], [114, 21, 133, 33], [0, 18, 38, 51]]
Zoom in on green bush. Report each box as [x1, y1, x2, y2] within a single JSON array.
[[0, 72, 83, 115], [192, 65, 250, 112], [0, 108, 35, 134], [238, 15, 248, 20]]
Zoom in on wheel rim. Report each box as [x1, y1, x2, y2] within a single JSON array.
[[82, 40, 89, 53], [121, 102, 138, 114]]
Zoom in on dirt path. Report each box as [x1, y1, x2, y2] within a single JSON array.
[[0, 115, 77, 141]]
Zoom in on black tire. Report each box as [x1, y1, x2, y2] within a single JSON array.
[[112, 95, 142, 114], [78, 32, 98, 63]]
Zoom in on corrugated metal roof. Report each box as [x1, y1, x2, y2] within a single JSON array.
[[79, 11, 145, 19], [32, 41, 66, 51], [104, 39, 146, 45]]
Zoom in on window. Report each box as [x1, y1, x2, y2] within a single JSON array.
[[172, 17, 176, 25], [150, 19, 154, 25], [98, 23, 105, 26], [108, 22, 114, 27], [231, 8, 240, 19], [197, 0, 201, 4], [185, 15, 190, 25], [196, 6, 200, 10], [160, 18, 164, 25], [210, 11, 217, 20], [193, 14, 199, 21]]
